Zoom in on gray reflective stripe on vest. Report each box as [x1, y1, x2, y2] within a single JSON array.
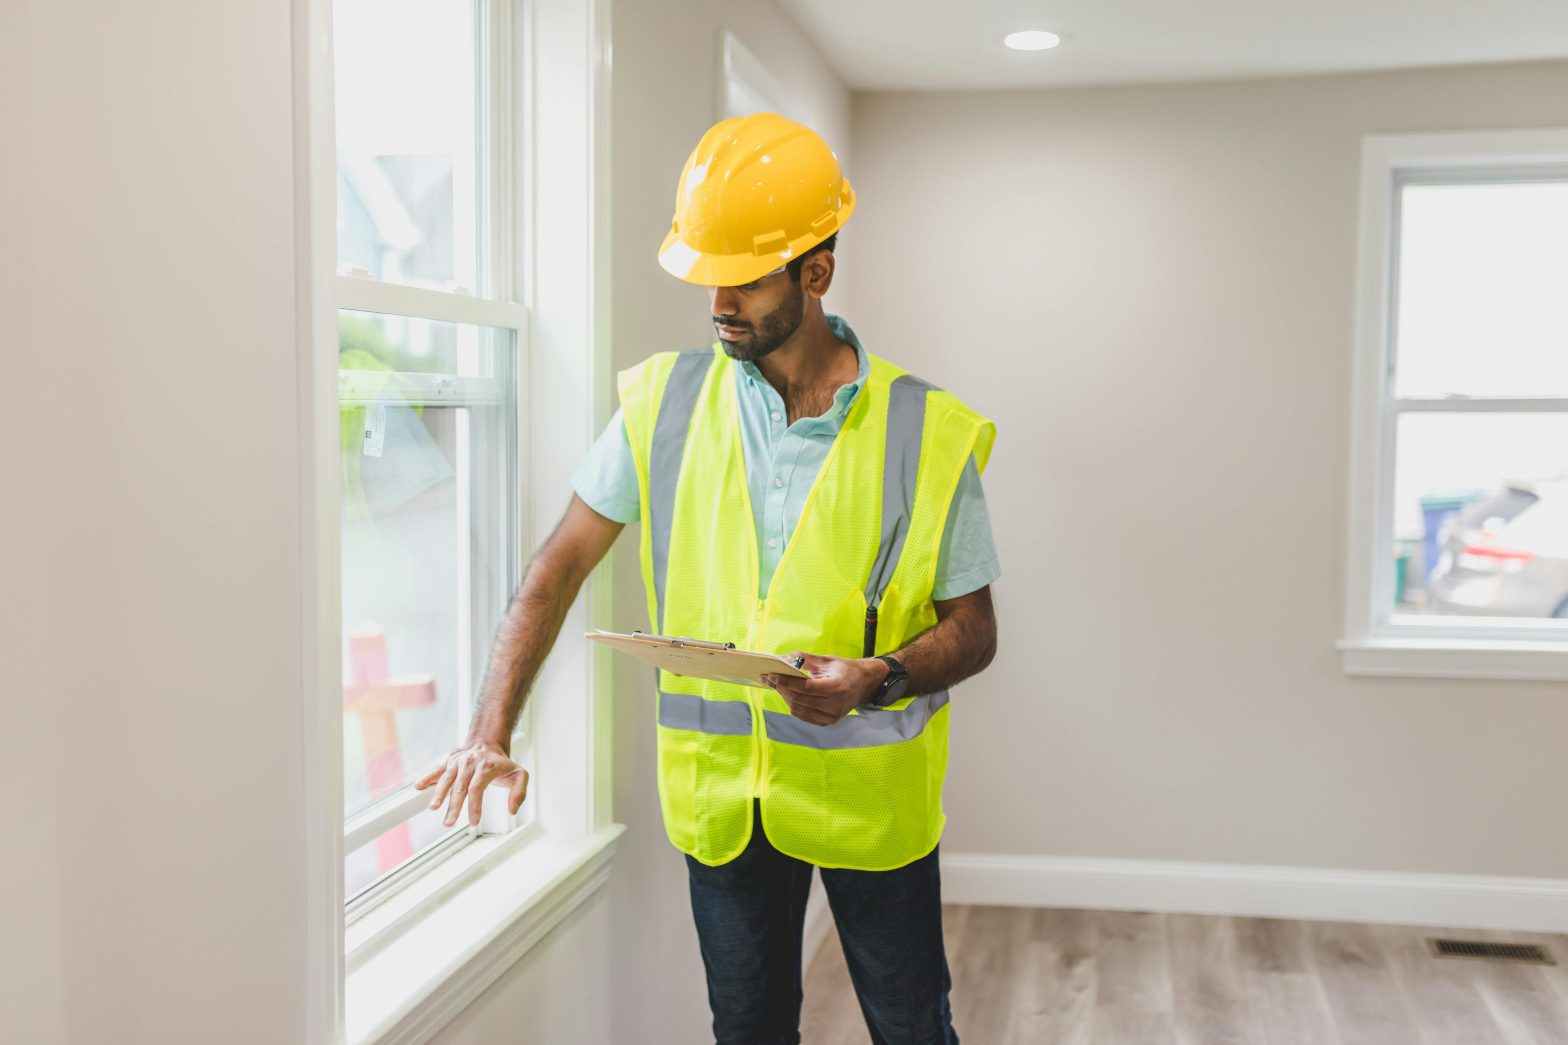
[[658, 685, 949, 747], [648, 349, 713, 629], [763, 688, 950, 750], [864, 373, 937, 608], [658, 688, 754, 736]]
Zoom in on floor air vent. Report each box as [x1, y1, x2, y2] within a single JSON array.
[[1427, 938, 1555, 965]]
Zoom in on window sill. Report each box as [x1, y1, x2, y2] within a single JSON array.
[[345, 821, 625, 1045], [1338, 637, 1568, 681]]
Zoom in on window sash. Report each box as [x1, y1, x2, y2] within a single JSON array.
[[343, 722, 534, 920], [337, 341, 529, 897], [342, 718, 530, 860], [1395, 397, 1568, 413], [337, 274, 529, 331]]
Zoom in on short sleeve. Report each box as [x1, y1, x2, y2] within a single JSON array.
[[932, 454, 1000, 600], [570, 407, 641, 524]]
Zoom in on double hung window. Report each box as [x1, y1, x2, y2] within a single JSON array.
[[333, 0, 532, 907], [1343, 130, 1568, 679]]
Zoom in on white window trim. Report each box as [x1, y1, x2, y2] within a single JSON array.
[[292, 0, 621, 1041], [345, 823, 622, 1045], [1341, 127, 1568, 682]]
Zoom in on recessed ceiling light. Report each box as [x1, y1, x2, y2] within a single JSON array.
[[1004, 30, 1061, 51]]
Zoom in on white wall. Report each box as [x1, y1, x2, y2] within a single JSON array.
[[846, 59, 1568, 878], [4, 2, 308, 1043], [5, 0, 849, 1041]]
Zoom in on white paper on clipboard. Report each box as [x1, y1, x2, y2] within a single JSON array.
[[586, 629, 811, 689]]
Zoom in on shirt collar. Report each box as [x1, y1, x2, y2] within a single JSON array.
[[739, 313, 869, 419]]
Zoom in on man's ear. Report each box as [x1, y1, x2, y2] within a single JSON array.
[[802, 250, 836, 299]]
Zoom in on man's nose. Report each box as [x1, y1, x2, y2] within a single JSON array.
[[708, 284, 739, 317]]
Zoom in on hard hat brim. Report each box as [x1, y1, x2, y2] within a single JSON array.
[[657, 185, 855, 288]]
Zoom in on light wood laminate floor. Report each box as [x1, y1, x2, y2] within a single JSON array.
[[800, 906, 1568, 1044]]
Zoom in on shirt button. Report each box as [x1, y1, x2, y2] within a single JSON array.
[[773, 477, 784, 488], [767, 537, 778, 549], [770, 410, 782, 422]]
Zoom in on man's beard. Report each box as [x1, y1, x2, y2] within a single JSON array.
[[717, 279, 805, 363]]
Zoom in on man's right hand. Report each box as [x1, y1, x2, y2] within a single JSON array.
[[414, 742, 530, 828], [411, 495, 619, 831]]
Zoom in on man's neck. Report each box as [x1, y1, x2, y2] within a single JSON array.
[[752, 309, 856, 401]]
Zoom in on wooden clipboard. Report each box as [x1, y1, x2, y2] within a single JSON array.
[[586, 629, 810, 689]]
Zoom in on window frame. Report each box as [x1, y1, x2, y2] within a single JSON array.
[[331, 0, 534, 916], [1340, 127, 1568, 682], [294, 0, 622, 1041]]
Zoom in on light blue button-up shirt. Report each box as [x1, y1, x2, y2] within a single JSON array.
[[571, 314, 999, 600]]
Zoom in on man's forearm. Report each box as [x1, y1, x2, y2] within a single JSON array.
[[759, 588, 997, 724], [888, 588, 997, 696], [466, 545, 584, 751]]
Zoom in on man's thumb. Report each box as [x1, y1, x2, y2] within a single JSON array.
[[507, 767, 529, 813]]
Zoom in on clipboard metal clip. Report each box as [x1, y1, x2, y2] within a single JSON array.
[[672, 636, 737, 651], [632, 631, 736, 651]]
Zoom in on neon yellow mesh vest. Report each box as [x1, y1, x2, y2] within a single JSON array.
[[619, 343, 996, 870]]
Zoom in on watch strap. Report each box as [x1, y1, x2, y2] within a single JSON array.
[[871, 655, 908, 707]]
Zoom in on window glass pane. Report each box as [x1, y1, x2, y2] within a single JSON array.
[[340, 310, 480, 376], [334, 0, 481, 292], [345, 807, 461, 899], [1394, 180, 1568, 398], [1391, 412, 1568, 620], [339, 311, 515, 855]]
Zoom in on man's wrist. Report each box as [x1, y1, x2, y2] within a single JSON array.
[[468, 733, 511, 756], [853, 658, 888, 706], [862, 654, 908, 707]]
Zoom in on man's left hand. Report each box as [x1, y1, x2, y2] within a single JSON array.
[[762, 653, 887, 726]]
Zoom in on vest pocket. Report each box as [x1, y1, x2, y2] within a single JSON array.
[[655, 699, 758, 865], [758, 706, 950, 871]]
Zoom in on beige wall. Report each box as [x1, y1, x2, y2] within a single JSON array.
[[846, 59, 1568, 878], [2, 12, 63, 1043]]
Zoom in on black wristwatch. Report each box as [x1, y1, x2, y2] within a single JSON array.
[[868, 655, 909, 708]]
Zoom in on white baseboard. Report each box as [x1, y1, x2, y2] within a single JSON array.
[[938, 852, 1568, 934]]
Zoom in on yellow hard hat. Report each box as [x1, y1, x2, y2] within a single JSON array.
[[658, 113, 855, 287]]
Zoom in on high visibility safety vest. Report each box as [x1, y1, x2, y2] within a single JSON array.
[[618, 343, 996, 870]]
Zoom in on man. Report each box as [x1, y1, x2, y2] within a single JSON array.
[[417, 112, 999, 1045]]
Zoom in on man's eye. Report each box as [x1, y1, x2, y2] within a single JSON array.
[[738, 280, 760, 291]]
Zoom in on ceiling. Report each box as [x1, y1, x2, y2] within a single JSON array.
[[777, 0, 1568, 91]]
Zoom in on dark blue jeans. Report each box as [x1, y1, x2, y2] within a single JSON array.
[[684, 799, 958, 1045]]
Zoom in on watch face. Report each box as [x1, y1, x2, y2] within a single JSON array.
[[877, 669, 909, 706]]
